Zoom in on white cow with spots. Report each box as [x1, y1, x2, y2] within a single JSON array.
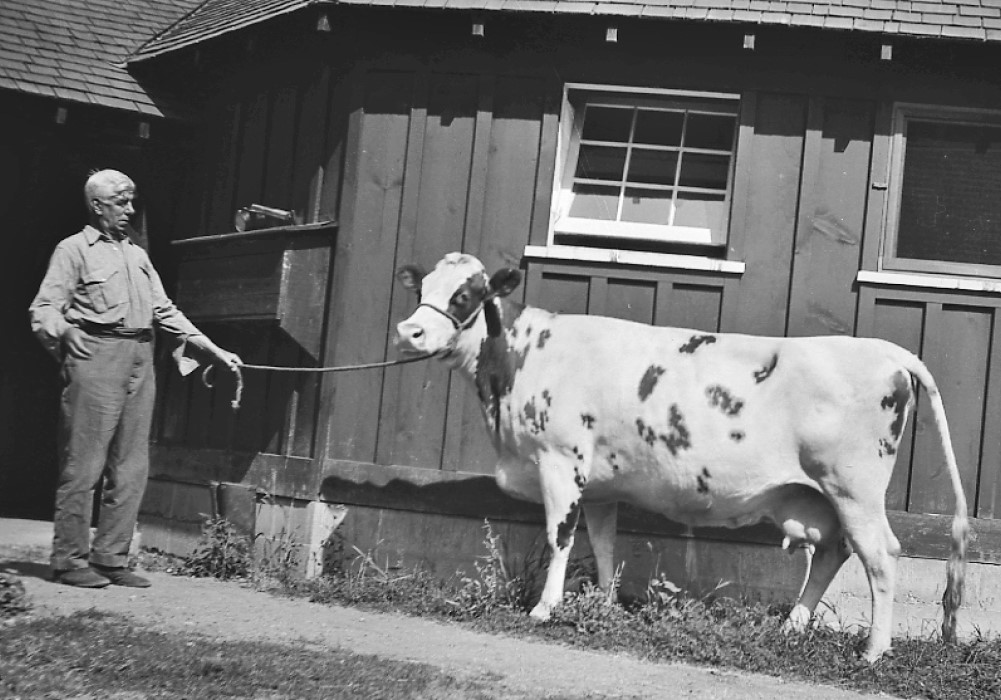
[[395, 252, 969, 661]]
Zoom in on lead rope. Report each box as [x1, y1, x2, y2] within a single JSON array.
[[201, 354, 436, 410]]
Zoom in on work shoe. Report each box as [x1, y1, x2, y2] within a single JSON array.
[[54, 567, 111, 588], [92, 565, 151, 588]]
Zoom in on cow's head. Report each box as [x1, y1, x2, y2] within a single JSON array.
[[395, 252, 522, 359]]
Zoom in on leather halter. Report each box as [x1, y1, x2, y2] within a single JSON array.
[[416, 301, 484, 331]]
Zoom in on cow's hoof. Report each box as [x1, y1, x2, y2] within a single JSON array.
[[529, 602, 553, 621], [861, 646, 894, 664], [781, 604, 812, 633]]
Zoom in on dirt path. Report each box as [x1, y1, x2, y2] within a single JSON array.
[[1, 527, 886, 700]]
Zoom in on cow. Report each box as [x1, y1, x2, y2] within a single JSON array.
[[394, 252, 969, 662]]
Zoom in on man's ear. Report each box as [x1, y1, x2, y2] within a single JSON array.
[[396, 264, 426, 294], [487, 268, 522, 298]]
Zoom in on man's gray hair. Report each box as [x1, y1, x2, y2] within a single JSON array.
[[84, 169, 135, 208]]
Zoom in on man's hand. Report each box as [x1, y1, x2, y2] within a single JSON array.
[[214, 348, 243, 372], [63, 327, 93, 359]]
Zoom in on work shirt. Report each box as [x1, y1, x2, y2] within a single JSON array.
[[29, 225, 203, 363]]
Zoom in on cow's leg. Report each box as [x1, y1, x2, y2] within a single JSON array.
[[582, 502, 618, 591], [530, 455, 583, 621], [831, 497, 901, 662], [784, 536, 852, 632]]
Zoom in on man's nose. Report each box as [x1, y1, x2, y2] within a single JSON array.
[[124, 202, 135, 215]]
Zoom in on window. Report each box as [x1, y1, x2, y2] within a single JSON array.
[[883, 104, 1001, 277], [551, 85, 740, 249]]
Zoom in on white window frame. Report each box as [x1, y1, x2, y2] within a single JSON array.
[[549, 83, 741, 249], [881, 102, 1001, 279]]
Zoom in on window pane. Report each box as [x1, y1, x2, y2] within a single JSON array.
[[685, 114, 737, 150], [678, 153, 730, 189], [675, 192, 726, 233], [581, 106, 633, 142], [897, 120, 1001, 266], [569, 184, 619, 220], [621, 187, 673, 225], [575, 145, 627, 181], [634, 110, 684, 147], [628, 149, 679, 186]]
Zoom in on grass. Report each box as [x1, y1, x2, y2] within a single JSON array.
[[0, 609, 524, 699], [277, 522, 1001, 700]]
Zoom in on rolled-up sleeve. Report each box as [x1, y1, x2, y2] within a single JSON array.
[[29, 244, 76, 359], [142, 255, 211, 376]]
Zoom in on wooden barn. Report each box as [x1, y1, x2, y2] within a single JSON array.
[[10, 0, 1001, 627]]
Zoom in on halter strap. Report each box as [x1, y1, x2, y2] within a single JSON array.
[[417, 300, 484, 331]]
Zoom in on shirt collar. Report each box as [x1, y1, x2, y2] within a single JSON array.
[[84, 224, 129, 246]]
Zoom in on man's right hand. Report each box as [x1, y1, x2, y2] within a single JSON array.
[[63, 327, 93, 359]]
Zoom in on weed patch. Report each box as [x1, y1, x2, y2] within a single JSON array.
[[179, 516, 252, 580], [0, 573, 29, 619]]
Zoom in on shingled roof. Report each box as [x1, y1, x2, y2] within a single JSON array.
[[129, 0, 1001, 62], [0, 0, 200, 117]]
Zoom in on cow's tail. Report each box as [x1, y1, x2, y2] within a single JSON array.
[[900, 351, 969, 643]]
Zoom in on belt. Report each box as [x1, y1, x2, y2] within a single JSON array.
[[80, 325, 153, 342]]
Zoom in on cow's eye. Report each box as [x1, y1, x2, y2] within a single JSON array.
[[456, 292, 470, 305]]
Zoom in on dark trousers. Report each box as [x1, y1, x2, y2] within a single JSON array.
[[52, 335, 155, 571]]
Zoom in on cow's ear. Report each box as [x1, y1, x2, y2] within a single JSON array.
[[396, 264, 425, 294], [488, 268, 522, 298]]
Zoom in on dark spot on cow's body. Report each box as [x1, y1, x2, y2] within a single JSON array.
[[879, 438, 897, 458], [574, 467, 587, 490], [639, 365, 666, 401], [581, 413, 596, 429], [609, 453, 619, 471], [572, 446, 584, 461], [523, 397, 549, 434], [638, 406, 692, 455], [696, 467, 712, 494], [537, 329, 553, 349], [730, 430, 745, 442], [881, 371, 912, 440], [556, 501, 581, 549], [661, 404, 692, 456], [636, 418, 658, 446], [706, 385, 744, 417], [474, 298, 527, 435], [754, 354, 779, 383], [542, 390, 552, 407], [679, 335, 717, 354]]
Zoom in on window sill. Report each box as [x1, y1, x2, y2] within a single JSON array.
[[857, 269, 1001, 294], [523, 244, 745, 274]]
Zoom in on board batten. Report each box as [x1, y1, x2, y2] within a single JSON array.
[[726, 93, 806, 337], [911, 304, 990, 515], [321, 71, 415, 463], [787, 98, 872, 338], [379, 72, 479, 470], [869, 298, 926, 511]]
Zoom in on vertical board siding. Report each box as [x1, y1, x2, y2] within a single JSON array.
[[911, 305, 990, 514], [787, 98, 872, 338], [378, 72, 479, 470], [725, 93, 806, 337], [443, 75, 547, 475], [322, 71, 415, 464]]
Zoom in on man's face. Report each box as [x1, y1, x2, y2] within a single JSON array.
[[92, 182, 136, 237]]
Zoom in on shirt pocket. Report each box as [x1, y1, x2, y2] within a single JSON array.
[[80, 267, 127, 314]]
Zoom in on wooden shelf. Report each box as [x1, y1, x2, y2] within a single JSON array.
[[171, 222, 336, 358]]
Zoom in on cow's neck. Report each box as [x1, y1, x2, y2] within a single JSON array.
[[453, 297, 525, 436]]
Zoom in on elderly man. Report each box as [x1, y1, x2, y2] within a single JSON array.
[[29, 169, 242, 589]]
